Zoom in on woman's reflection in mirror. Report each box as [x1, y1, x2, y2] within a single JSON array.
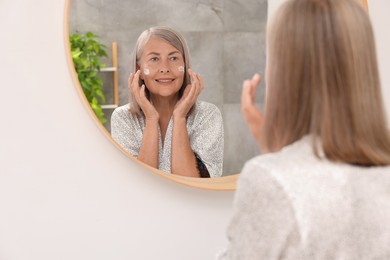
[[111, 26, 223, 178], [219, 0, 390, 258]]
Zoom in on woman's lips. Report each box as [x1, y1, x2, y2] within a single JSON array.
[[155, 79, 175, 83]]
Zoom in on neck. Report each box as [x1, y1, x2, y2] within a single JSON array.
[[150, 94, 178, 118]]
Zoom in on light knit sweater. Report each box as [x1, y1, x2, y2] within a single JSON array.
[[111, 100, 224, 177], [218, 136, 390, 260]]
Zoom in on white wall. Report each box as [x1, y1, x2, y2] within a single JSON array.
[[268, 0, 287, 18], [1, 0, 390, 259], [369, 0, 390, 126]]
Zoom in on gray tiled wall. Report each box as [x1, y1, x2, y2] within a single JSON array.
[[69, 0, 267, 176]]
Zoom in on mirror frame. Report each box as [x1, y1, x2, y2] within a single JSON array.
[[63, 0, 238, 191], [360, 0, 368, 12], [64, 0, 369, 191]]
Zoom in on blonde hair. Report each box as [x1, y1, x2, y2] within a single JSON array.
[[129, 26, 192, 115], [263, 0, 390, 166]]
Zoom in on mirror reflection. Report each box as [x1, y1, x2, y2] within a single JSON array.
[[111, 27, 224, 178], [68, 0, 268, 176]]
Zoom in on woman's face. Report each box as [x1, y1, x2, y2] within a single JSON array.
[[139, 36, 185, 99]]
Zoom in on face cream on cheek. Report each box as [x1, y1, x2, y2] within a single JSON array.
[[178, 66, 185, 73], [143, 68, 150, 75]]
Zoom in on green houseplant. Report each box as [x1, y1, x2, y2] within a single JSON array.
[[70, 32, 108, 123]]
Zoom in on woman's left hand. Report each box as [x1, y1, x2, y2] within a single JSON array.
[[241, 73, 264, 147], [173, 69, 204, 119]]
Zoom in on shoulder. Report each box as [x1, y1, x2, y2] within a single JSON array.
[[246, 135, 390, 178], [238, 144, 305, 200], [195, 100, 220, 111], [196, 100, 221, 114], [111, 103, 141, 122], [112, 103, 130, 118], [227, 158, 302, 260], [238, 136, 315, 197], [188, 100, 222, 122], [244, 136, 314, 172], [234, 154, 299, 243], [240, 136, 390, 210], [238, 157, 283, 197]]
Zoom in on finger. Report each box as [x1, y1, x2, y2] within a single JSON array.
[[196, 73, 204, 93], [133, 70, 141, 86], [252, 73, 261, 85], [137, 84, 150, 109], [182, 84, 192, 99], [128, 73, 134, 85], [187, 68, 193, 84], [181, 69, 199, 106], [189, 69, 198, 85], [241, 80, 254, 108], [133, 76, 144, 103], [131, 70, 142, 94], [250, 73, 262, 96], [193, 72, 202, 95], [241, 78, 264, 126], [139, 84, 147, 100], [191, 72, 199, 86], [133, 85, 142, 105], [185, 82, 197, 102]]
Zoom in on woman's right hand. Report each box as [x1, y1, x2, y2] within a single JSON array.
[[129, 70, 159, 121]]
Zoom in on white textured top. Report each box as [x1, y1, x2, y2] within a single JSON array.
[[111, 100, 224, 177], [218, 136, 390, 260]]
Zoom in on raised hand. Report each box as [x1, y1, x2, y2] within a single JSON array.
[[129, 70, 159, 121], [241, 73, 264, 147], [173, 69, 204, 119]]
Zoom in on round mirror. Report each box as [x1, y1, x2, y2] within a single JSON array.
[[65, 0, 268, 189]]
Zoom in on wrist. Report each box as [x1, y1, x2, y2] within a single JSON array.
[[173, 113, 187, 121], [173, 115, 187, 126], [145, 115, 159, 125], [173, 107, 189, 119]]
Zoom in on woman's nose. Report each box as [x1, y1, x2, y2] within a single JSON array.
[[160, 68, 170, 73], [160, 60, 170, 73]]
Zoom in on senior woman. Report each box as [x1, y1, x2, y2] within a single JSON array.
[[218, 0, 390, 259], [111, 26, 224, 178]]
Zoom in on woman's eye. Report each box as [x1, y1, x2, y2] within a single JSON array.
[[170, 56, 179, 61], [150, 57, 158, 62]]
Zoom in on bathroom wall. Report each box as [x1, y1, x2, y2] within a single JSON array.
[[68, 0, 268, 175]]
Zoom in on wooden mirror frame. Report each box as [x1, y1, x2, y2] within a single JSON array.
[[64, 0, 369, 191], [360, 0, 368, 12]]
